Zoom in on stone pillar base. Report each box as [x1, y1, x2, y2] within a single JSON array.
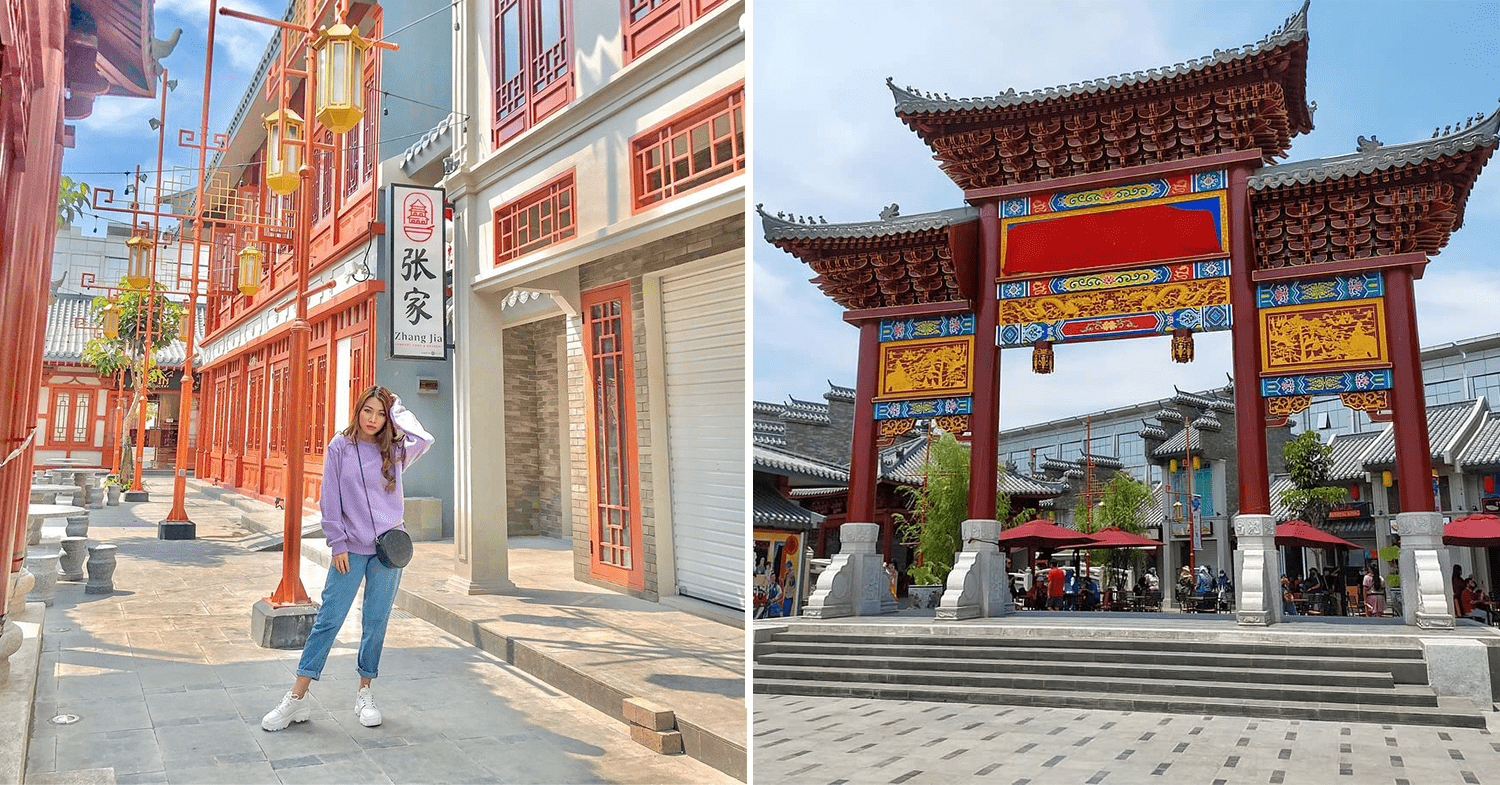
[[157, 521, 196, 540], [937, 520, 1012, 620], [1233, 514, 1279, 627], [251, 599, 319, 649], [122, 490, 149, 502], [446, 576, 517, 595], [803, 522, 896, 619], [1395, 512, 1455, 629]]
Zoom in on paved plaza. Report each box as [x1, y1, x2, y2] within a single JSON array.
[[754, 694, 1500, 785], [19, 477, 734, 784]]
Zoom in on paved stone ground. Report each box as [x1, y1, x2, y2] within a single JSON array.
[[753, 694, 1500, 785], [23, 477, 732, 784]]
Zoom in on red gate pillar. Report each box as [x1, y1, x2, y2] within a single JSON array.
[[847, 319, 881, 524], [967, 200, 1002, 522], [1385, 263, 1453, 627], [1227, 164, 1278, 626]]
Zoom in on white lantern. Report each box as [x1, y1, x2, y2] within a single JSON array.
[[313, 23, 370, 134], [263, 107, 305, 195]]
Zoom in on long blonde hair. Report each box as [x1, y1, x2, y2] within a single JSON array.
[[340, 385, 401, 491]]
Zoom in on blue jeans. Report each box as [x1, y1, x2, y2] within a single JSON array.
[[297, 553, 401, 680]]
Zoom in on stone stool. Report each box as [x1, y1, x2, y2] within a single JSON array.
[[26, 515, 43, 546], [69, 488, 87, 507], [85, 544, 117, 594], [26, 553, 60, 606], [58, 536, 89, 581], [6, 567, 34, 617], [65, 515, 89, 539]]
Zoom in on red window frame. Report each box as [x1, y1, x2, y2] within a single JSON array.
[[582, 281, 643, 589], [622, 0, 725, 64], [493, 169, 576, 266], [492, 0, 574, 146], [630, 82, 744, 212], [48, 388, 96, 448]]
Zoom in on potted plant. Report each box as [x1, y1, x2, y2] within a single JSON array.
[[905, 561, 946, 609]]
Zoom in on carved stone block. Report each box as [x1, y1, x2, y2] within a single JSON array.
[[25, 553, 60, 607], [58, 536, 88, 581], [85, 543, 118, 595]]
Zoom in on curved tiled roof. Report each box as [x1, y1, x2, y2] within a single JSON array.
[[1079, 454, 1123, 471], [1173, 387, 1235, 414], [1458, 415, 1500, 471], [754, 482, 822, 530], [1362, 400, 1477, 468], [1038, 457, 1075, 473], [1151, 428, 1204, 459], [825, 382, 856, 402], [1250, 104, 1500, 190], [1191, 413, 1223, 432], [753, 419, 786, 447], [880, 438, 930, 484], [782, 397, 832, 424], [888, 1, 1308, 118], [753, 401, 787, 417], [1139, 420, 1169, 440], [1154, 409, 1186, 423], [754, 444, 849, 484], [1325, 430, 1382, 483], [758, 204, 977, 243], [44, 293, 198, 367]]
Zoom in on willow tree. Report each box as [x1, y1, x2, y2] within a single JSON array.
[[81, 286, 184, 474]]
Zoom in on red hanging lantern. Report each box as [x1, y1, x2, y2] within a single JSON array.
[[1350, 484, 1360, 501], [1485, 475, 1495, 495]]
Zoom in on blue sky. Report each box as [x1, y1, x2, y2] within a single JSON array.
[[751, 0, 1500, 429], [60, 0, 285, 235]]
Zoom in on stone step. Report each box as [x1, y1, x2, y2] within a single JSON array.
[[764, 631, 1427, 660], [758, 641, 1429, 683], [753, 678, 1487, 730], [756, 651, 1399, 689], [754, 663, 1437, 708]]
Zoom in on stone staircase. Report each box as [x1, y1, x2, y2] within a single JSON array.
[[754, 627, 1487, 728]]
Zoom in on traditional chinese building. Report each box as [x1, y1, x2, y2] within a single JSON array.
[[443, 1, 746, 614], [762, 1, 1499, 627], [191, 2, 455, 521]]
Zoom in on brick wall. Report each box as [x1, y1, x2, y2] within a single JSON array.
[[503, 316, 566, 537], [568, 214, 744, 600]]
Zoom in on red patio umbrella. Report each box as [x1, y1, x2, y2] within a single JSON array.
[[1000, 519, 1096, 549], [1275, 519, 1361, 550], [1443, 513, 1500, 547], [1083, 525, 1162, 550]]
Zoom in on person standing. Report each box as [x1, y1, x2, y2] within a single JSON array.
[[261, 386, 433, 731], [1047, 561, 1066, 610], [1362, 564, 1386, 617]]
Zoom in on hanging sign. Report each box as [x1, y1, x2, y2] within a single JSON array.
[[390, 184, 448, 359], [1190, 494, 1203, 552]]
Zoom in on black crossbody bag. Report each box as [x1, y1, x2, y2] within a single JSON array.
[[354, 440, 412, 569]]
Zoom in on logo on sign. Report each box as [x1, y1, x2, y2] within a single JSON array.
[[402, 192, 435, 243]]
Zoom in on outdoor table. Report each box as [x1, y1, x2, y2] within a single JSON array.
[[26, 503, 85, 546], [29, 484, 77, 504]]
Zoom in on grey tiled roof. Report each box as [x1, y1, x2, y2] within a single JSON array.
[[753, 419, 786, 447], [754, 482, 822, 530], [1250, 105, 1500, 190], [1001, 473, 1069, 498], [753, 401, 785, 417], [1362, 400, 1476, 467], [1039, 457, 1075, 473], [1151, 427, 1203, 459], [788, 486, 843, 498], [1172, 388, 1235, 414], [759, 204, 977, 243], [825, 382, 856, 402], [1270, 475, 1295, 520], [1139, 420, 1169, 440], [44, 293, 198, 367], [1080, 454, 1123, 470], [1154, 409, 1186, 423], [1191, 413, 1223, 432], [1458, 415, 1500, 470], [754, 444, 849, 484], [781, 397, 832, 424], [888, 1, 1307, 116], [880, 438, 930, 484], [1325, 430, 1382, 482]]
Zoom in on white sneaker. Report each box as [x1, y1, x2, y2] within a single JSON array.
[[355, 686, 382, 727], [261, 691, 310, 731]]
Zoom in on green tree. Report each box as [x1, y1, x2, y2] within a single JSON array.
[[1277, 430, 1347, 527], [81, 286, 184, 469], [894, 433, 1038, 585], [57, 176, 90, 229], [1095, 472, 1155, 589]]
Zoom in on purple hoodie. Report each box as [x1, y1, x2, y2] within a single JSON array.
[[319, 398, 434, 557]]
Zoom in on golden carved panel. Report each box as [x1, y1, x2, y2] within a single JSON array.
[[1260, 300, 1387, 375], [1267, 394, 1312, 419], [999, 277, 1230, 324], [1339, 390, 1391, 414], [877, 336, 974, 400], [876, 418, 916, 447]]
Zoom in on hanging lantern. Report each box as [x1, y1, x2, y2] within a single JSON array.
[[123, 233, 152, 290], [1350, 484, 1361, 501], [177, 310, 192, 343], [1170, 459, 1178, 473], [101, 301, 120, 339], [313, 22, 371, 134], [1192, 455, 1201, 471], [1382, 470, 1393, 488], [263, 107, 305, 195], [1032, 340, 1054, 374], [1485, 475, 1495, 495], [1171, 328, 1194, 363], [237, 243, 265, 296]]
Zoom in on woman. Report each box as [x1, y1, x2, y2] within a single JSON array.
[[262, 386, 433, 731], [1362, 564, 1385, 617]]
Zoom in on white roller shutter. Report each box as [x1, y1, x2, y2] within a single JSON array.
[[660, 259, 745, 609]]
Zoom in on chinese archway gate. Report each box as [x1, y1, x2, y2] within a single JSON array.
[[762, 1, 1498, 627]]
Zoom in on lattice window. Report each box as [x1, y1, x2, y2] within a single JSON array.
[[631, 83, 743, 211], [73, 392, 92, 443], [51, 392, 71, 443], [622, 0, 724, 63], [494, 170, 575, 265], [310, 351, 329, 454], [492, 0, 573, 146], [246, 370, 265, 451], [582, 281, 642, 587], [316, 128, 335, 219]]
